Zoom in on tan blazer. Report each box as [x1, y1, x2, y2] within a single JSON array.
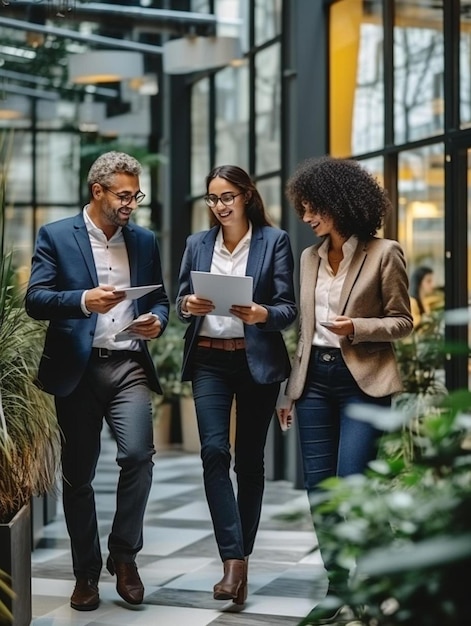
[[286, 237, 413, 399]]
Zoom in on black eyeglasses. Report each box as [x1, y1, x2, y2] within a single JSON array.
[[204, 192, 244, 208], [100, 184, 146, 206]]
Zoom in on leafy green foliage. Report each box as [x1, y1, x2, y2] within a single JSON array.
[[149, 311, 191, 403], [0, 157, 61, 525], [300, 390, 471, 626], [0, 252, 62, 524], [395, 310, 445, 396]]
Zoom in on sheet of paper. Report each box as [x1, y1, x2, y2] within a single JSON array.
[[191, 271, 253, 317], [114, 284, 162, 300], [114, 313, 155, 342]]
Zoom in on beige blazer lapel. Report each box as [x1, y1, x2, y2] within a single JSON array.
[[300, 246, 320, 341], [339, 241, 367, 315]]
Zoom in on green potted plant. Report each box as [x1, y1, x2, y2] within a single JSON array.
[[149, 310, 189, 450], [0, 149, 61, 626], [298, 387, 471, 626]]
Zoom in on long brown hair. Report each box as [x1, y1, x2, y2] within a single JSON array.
[[206, 165, 272, 228]]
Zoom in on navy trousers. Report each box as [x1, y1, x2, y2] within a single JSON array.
[[55, 353, 154, 580], [191, 346, 279, 561]]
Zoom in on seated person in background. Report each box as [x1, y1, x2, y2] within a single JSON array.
[[409, 266, 435, 329]]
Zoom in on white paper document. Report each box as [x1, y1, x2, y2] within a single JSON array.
[[114, 284, 162, 300], [191, 271, 253, 317], [114, 313, 155, 342]]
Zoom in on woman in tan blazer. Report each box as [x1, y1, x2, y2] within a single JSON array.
[[278, 156, 413, 622]]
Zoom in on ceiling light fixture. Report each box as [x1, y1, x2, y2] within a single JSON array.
[[163, 36, 242, 74], [68, 50, 144, 84]]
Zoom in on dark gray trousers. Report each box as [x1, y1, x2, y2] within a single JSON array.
[[55, 353, 154, 580]]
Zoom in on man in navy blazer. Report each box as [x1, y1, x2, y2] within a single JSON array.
[[26, 152, 169, 611]]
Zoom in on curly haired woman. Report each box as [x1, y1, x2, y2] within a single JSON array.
[[278, 155, 413, 622]]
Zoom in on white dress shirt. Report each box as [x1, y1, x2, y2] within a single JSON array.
[[82, 207, 139, 351], [198, 223, 252, 338], [313, 235, 358, 348]]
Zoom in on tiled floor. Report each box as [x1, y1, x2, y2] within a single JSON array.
[[31, 427, 327, 625]]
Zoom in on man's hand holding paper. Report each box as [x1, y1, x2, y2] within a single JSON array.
[[114, 313, 161, 341]]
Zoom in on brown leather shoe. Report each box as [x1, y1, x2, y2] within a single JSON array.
[[70, 578, 99, 611], [106, 555, 144, 605], [213, 558, 247, 605]]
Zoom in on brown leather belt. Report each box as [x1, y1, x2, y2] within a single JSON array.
[[197, 337, 246, 351]]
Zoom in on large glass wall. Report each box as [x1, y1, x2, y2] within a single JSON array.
[[255, 42, 281, 176], [328, 0, 468, 388], [460, 0, 471, 128], [397, 146, 445, 288], [191, 78, 211, 196], [254, 0, 282, 45], [330, 0, 384, 157], [215, 65, 249, 168], [189, 0, 283, 228], [394, 1, 444, 143], [468, 149, 471, 381]]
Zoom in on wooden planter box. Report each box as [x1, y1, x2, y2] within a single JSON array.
[[0, 503, 32, 626]]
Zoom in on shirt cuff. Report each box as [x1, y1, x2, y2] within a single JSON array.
[[81, 290, 91, 316]]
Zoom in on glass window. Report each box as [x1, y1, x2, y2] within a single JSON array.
[[256, 176, 281, 227], [6, 206, 80, 279], [215, 64, 249, 169], [36, 133, 80, 204], [255, 42, 281, 175], [468, 148, 471, 385], [397, 146, 445, 291], [191, 198, 210, 234], [394, 2, 444, 143], [190, 0, 211, 11], [3, 131, 33, 204], [460, 0, 471, 128], [359, 156, 385, 234], [191, 78, 211, 196], [255, 0, 282, 46], [330, 0, 384, 157]]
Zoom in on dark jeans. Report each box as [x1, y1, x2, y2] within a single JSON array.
[[55, 354, 155, 581], [296, 348, 390, 584], [296, 348, 390, 494], [192, 346, 279, 561]]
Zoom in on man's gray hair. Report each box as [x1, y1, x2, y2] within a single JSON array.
[[87, 151, 142, 188]]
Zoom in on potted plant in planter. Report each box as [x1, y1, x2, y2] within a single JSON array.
[[0, 168, 61, 625], [149, 311, 187, 450]]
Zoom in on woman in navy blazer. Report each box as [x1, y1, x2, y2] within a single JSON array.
[[176, 165, 297, 606]]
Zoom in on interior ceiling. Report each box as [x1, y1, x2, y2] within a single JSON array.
[[0, 1, 216, 102]]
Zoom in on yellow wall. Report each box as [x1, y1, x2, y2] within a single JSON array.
[[329, 0, 362, 157]]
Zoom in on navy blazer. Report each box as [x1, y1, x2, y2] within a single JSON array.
[[176, 224, 297, 385], [25, 213, 170, 397]]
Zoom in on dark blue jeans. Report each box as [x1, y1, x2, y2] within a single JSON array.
[[296, 348, 390, 494], [192, 346, 279, 561]]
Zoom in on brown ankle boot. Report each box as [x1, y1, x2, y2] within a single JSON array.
[[213, 558, 247, 605]]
